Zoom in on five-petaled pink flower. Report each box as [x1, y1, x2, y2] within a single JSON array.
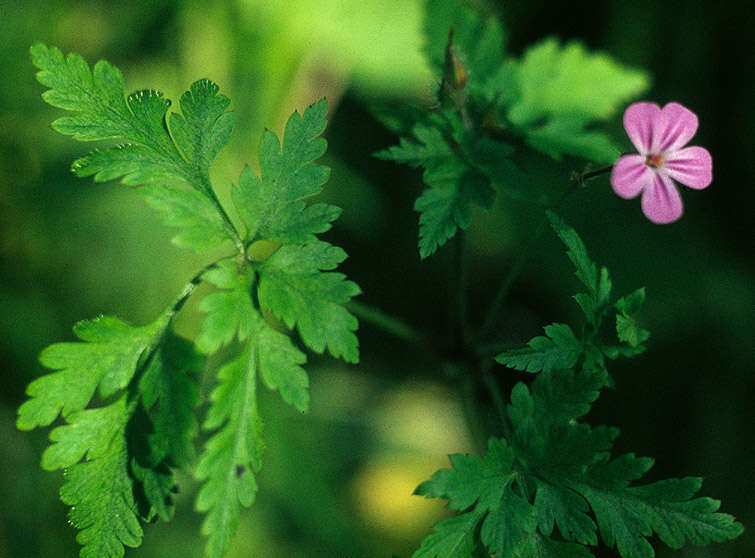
[[611, 102, 712, 224]]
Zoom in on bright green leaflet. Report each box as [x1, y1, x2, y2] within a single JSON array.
[[506, 38, 649, 163], [17, 313, 169, 430], [378, 3, 649, 258], [23, 43, 359, 558], [193, 101, 357, 557], [29, 43, 239, 253]]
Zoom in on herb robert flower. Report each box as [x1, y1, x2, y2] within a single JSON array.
[[611, 102, 712, 224]]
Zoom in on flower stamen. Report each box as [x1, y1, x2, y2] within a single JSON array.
[[645, 153, 664, 168]]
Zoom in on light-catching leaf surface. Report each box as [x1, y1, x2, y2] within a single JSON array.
[[195, 343, 264, 558], [232, 99, 339, 244], [17, 313, 167, 430], [30, 43, 237, 252], [45, 396, 143, 558], [506, 38, 649, 163], [258, 242, 361, 362]]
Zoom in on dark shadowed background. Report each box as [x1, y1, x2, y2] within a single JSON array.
[[1, 1, 752, 557]]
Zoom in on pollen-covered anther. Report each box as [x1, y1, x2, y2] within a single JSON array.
[[645, 153, 663, 168]]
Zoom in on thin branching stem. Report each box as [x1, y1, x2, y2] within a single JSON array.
[[347, 301, 424, 345]]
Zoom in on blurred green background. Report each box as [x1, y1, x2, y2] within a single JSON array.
[[1, 1, 752, 557]]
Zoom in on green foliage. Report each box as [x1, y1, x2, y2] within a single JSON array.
[[58, 397, 143, 558], [418, 372, 743, 558], [547, 210, 612, 326], [507, 370, 743, 557], [377, 2, 649, 258], [417, 211, 741, 557], [137, 334, 201, 470], [195, 345, 263, 558], [22, 44, 358, 558], [496, 213, 641, 380], [30, 43, 239, 253], [17, 313, 169, 430], [506, 38, 649, 163], [376, 115, 500, 258], [414, 438, 537, 558], [258, 242, 360, 361], [232, 98, 339, 244], [495, 323, 581, 373]]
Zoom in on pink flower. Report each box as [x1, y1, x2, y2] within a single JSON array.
[[611, 102, 712, 224]]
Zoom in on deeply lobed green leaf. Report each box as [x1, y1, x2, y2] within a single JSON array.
[[195, 344, 264, 558], [31, 43, 237, 253], [232, 99, 336, 244], [496, 323, 582, 374], [258, 242, 361, 363], [17, 313, 168, 430], [505, 38, 649, 163], [53, 396, 143, 558]]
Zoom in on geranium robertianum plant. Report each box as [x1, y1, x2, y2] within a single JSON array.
[[18, 1, 742, 557]]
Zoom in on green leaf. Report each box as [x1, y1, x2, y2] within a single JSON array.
[[547, 211, 611, 325], [256, 324, 309, 412], [258, 242, 360, 363], [416, 438, 516, 511], [576, 461, 744, 558], [480, 487, 537, 556], [614, 288, 650, 350], [413, 510, 484, 558], [137, 334, 201, 469], [195, 344, 264, 558], [415, 439, 536, 557], [495, 323, 581, 373], [17, 313, 167, 430], [31, 43, 237, 253], [232, 99, 333, 243], [196, 260, 258, 355], [169, 78, 234, 170], [507, 367, 743, 558], [52, 396, 143, 558], [534, 480, 597, 545], [137, 185, 232, 252], [378, 121, 494, 258], [506, 38, 649, 162], [131, 458, 175, 522]]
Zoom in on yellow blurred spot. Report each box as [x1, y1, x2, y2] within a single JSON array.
[[372, 381, 475, 455], [351, 456, 449, 538]]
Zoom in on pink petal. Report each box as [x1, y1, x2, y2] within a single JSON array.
[[641, 172, 683, 224], [653, 102, 699, 153], [611, 154, 653, 199], [663, 146, 712, 190], [623, 102, 661, 154]]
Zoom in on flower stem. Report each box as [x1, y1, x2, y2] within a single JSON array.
[[347, 301, 424, 345], [579, 164, 613, 183]]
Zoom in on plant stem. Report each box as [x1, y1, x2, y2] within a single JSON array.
[[476, 216, 549, 342], [199, 173, 246, 255], [347, 301, 424, 345], [481, 363, 511, 439], [476, 176, 586, 343], [579, 164, 613, 182], [452, 230, 469, 351], [168, 260, 222, 317]]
